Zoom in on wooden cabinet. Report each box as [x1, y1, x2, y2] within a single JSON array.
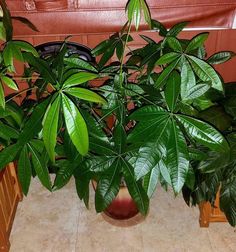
[[0, 163, 22, 252]]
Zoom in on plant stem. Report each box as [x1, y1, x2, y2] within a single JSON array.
[[5, 87, 37, 103]]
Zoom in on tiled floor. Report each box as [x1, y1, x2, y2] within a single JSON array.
[[10, 177, 236, 252]]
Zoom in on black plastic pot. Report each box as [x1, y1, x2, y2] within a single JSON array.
[[35, 41, 95, 62]]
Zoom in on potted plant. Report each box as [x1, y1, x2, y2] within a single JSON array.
[[182, 82, 236, 226], [0, 0, 235, 226]]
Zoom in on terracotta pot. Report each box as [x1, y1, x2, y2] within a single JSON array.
[[92, 181, 139, 220], [35, 0, 68, 11]]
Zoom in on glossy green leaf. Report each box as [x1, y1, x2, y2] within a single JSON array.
[[1, 76, 18, 90], [65, 87, 106, 104], [0, 83, 5, 109], [0, 121, 19, 140], [223, 97, 236, 119], [43, 96, 61, 162], [75, 176, 90, 208], [140, 0, 151, 27], [64, 57, 98, 72], [167, 22, 189, 37], [122, 158, 149, 215], [167, 37, 182, 52], [124, 84, 144, 96], [220, 178, 236, 227], [156, 52, 180, 65], [18, 98, 50, 145], [23, 53, 57, 85], [155, 59, 180, 89], [134, 143, 161, 180], [53, 156, 82, 190], [165, 119, 189, 194], [126, 0, 141, 30], [0, 143, 21, 170], [143, 163, 160, 198], [13, 40, 39, 57], [164, 71, 181, 112], [187, 55, 223, 92], [91, 39, 112, 56], [62, 94, 88, 156], [129, 105, 167, 121], [18, 145, 31, 195], [176, 115, 229, 152], [180, 60, 196, 100], [185, 33, 209, 53], [29, 144, 51, 191], [90, 137, 116, 156], [95, 158, 121, 212], [63, 72, 98, 88], [113, 123, 126, 154], [98, 42, 117, 67], [0, 0, 13, 41], [207, 51, 235, 65], [183, 83, 210, 101], [151, 19, 167, 37]]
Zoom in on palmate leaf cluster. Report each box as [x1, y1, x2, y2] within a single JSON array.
[[0, 0, 236, 226]]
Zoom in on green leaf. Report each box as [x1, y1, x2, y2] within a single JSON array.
[[28, 144, 51, 191], [183, 83, 210, 101], [198, 105, 232, 131], [0, 0, 13, 41], [95, 158, 121, 212], [98, 42, 117, 67], [134, 143, 161, 180], [0, 121, 19, 140], [1, 76, 18, 90], [128, 106, 169, 143], [91, 39, 112, 56], [220, 178, 236, 227], [176, 115, 229, 152], [167, 22, 189, 37], [223, 97, 236, 119], [23, 53, 57, 85], [53, 156, 82, 190], [43, 96, 61, 162], [75, 176, 90, 208], [65, 87, 106, 104], [155, 59, 180, 89], [143, 163, 160, 198], [164, 71, 181, 112], [64, 57, 98, 72], [13, 40, 39, 57], [113, 123, 126, 154], [207, 51, 235, 65], [140, 0, 151, 27], [124, 84, 144, 96], [185, 33, 209, 53], [187, 55, 223, 92], [165, 119, 189, 194], [151, 19, 167, 37], [156, 52, 180, 65], [90, 137, 116, 156], [126, 0, 141, 30], [180, 60, 196, 100], [0, 83, 5, 109], [18, 98, 50, 145], [0, 143, 21, 170], [166, 37, 182, 52], [18, 145, 31, 195], [11, 16, 39, 32], [62, 94, 88, 156], [63, 72, 98, 88], [122, 158, 149, 215]]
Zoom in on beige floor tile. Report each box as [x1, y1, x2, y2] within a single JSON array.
[[10, 177, 79, 252], [9, 180, 236, 252]]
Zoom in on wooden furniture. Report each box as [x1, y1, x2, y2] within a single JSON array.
[[0, 163, 22, 252], [199, 190, 227, 227]]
